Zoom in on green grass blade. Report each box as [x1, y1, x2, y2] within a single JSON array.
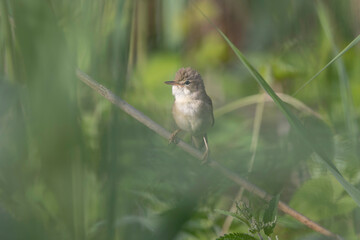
[[293, 34, 360, 96], [193, 3, 360, 207], [317, 2, 358, 147]]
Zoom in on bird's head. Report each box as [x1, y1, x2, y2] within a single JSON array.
[[165, 67, 205, 99]]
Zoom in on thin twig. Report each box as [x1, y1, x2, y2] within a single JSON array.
[[76, 69, 339, 239]]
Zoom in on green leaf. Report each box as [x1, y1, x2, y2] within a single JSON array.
[[217, 233, 257, 240], [193, 3, 360, 207], [215, 209, 251, 227], [290, 176, 357, 221], [263, 194, 280, 236]]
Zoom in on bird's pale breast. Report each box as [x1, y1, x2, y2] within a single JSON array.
[[172, 99, 213, 136]]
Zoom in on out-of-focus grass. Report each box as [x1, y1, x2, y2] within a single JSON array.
[[317, 2, 358, 151]]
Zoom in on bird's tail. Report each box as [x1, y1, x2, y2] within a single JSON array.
[[192, 134, 207, 150]]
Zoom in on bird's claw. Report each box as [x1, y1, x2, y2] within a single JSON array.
[[200, 135, 210, 164], [168, 129, 181, 145], [168, 135, 178, 144], [201, 149, 209, 164]]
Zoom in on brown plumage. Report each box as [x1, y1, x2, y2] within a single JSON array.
[[165, 67, 214, 160]]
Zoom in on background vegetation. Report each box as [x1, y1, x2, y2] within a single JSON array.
[[1, 0, 359, 239]]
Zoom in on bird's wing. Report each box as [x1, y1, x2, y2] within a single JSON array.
[[205, 94, 215, 127]]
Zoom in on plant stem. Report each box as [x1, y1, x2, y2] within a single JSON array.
[[257, 232, 264, 240]]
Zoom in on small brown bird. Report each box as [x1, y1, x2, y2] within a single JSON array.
[[165, 67, 214, 160]]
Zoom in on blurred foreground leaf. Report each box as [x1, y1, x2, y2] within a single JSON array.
[[290, 176, 357, 221]]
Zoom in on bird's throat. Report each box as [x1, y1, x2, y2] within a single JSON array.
[[172, 85, 203, 102]]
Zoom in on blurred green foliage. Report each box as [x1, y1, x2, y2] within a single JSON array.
[[0, 0, 360, 239]]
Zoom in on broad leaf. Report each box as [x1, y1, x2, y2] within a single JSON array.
[[290, 176, 357, 221], [263, 194, 280, 236], [215, 209, 251, 227]]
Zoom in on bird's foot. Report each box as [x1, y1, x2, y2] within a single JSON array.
[[168, 129, 181, 145], [200, 135, 210, 164], [201, 149, 209, 164]]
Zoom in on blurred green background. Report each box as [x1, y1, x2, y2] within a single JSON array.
[[1, 0, 360, 239]]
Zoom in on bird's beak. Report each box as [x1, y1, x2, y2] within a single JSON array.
[[164, 81, 179, 86]]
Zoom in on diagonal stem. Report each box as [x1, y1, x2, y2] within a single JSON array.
[[76, 69, 339, 239]]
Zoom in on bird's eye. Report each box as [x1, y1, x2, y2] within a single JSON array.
[[185, 80, 190, 85]]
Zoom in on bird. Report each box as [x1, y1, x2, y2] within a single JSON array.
[[165, 67, 214, 161]]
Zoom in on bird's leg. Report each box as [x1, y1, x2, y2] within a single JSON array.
[[201, 136, 210, 164], [168, 129, 182, 144]]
